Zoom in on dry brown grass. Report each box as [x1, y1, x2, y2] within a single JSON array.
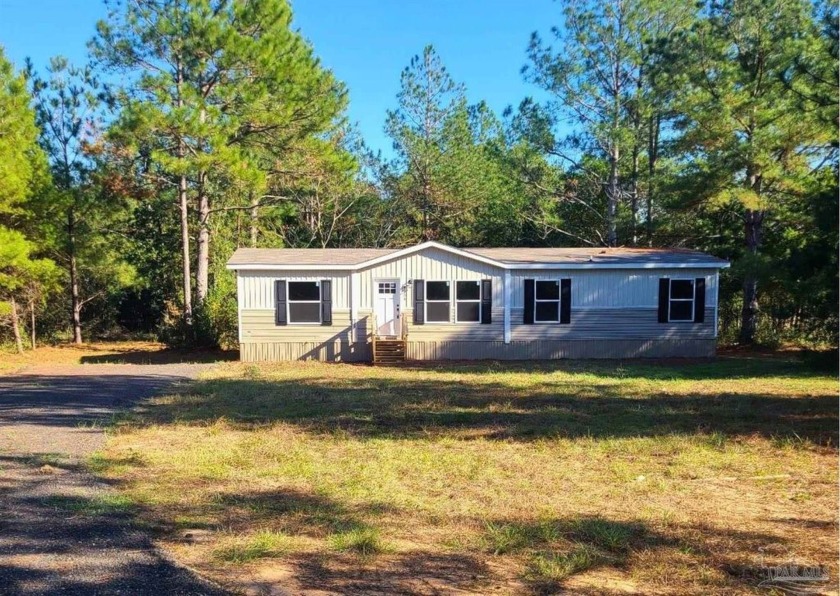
[[95, 356, 838, 595]]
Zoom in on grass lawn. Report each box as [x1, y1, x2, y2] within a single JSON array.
[[95, 355, 838, 595], [0, 341, 236, 375]]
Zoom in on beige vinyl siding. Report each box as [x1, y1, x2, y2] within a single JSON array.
[[353, 307, 505, 341], [405, 339, 716, 360], [509, 268, 717, 308], [239, 310, 352, 342], [237, 270, 350, 310], [510, 307, 715, 340]]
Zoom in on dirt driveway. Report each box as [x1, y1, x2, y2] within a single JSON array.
[[0, 363, 228, 595]]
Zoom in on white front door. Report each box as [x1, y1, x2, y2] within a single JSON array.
[[374, 279, 399, 336]]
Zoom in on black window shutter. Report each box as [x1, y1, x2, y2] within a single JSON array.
[[275, 280, 287, 326], [413, 279, 425, 325], [481, 279, 492, 324], [560, 278, 572, 324], [694, 277, 706, 323], [523, 279, 535, 324], [658, 278, 669, 323], [320, 279, 332, 326]]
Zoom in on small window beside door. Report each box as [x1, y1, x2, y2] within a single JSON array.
[[425, 281, 451, 322]]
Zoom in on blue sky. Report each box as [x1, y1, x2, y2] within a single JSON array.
[[0, 0, 557, 155]]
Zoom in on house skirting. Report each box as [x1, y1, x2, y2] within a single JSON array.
[[239, 338, 716, 362]]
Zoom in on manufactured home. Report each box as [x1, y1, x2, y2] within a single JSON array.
[[227, 241, 729, 362]]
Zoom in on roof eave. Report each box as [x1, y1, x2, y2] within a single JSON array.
[[226, 263, 358, 271], [506, 261, 730, 269], [227, 260, 730, 271]]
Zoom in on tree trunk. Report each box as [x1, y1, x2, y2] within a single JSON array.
[[630, 140, 640, 247], [175, 56, 193, 325], [68, 209, 83, 345], [195, 105, 210, 305], [606, 146, 619, 247], [249, 191, 258, 247], [10, 297, 23, 354], [739, 208, 764, 344], [421, 176, 431, 242], [178, 173, 193, 324], [29, 298, 36, 350], [196, 170, 210, 304], [646, 113, 660, 246]]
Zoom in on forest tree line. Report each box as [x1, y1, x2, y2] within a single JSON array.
[[0, 0, 836, 351]]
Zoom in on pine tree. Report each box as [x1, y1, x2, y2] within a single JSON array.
[[667, 0, 835, 344], [30, 57, 135, 344], [385, 46, 518, 246], [93, 0, 347, 319], [0, 47, 56, 351]]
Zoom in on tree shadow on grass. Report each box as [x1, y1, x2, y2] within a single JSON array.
[[133, 373, 839, 445], [282, 516, 827, 594], [199, 487, 399, 540], [81, 447, 835, 595], [145, 493, 802, 595], [388, 352, 837, 380], [79, 347, 238, 365]]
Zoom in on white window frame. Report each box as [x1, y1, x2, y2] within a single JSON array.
[[287, 280, 322, 325], [668, 278, 695, 323], [455, 280, 482, 324], [424, 280, 452, 323], [534, 279, 561, 324]]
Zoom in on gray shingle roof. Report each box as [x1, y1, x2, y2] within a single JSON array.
[[464, 247, 729, 265], [227, 243, 728, 268], [227, 247, 398, 266]]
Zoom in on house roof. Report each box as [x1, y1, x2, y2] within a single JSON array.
[[464, 247, 729, 266], [227, 241, 729, 271], [227, 247, 398, 267]]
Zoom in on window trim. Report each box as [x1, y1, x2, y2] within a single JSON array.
[[455, 280, 482, 324], [534, 279, 561, 324], [667, 278, 695, 323], [424, 280, 452, 324], [287, 280, 322, 325]]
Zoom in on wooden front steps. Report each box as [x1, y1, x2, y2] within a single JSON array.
[[372, 339, 406, 364]]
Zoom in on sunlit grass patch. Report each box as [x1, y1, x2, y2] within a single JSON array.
[[328, 526, 389, 556], [572, 517, 640, 553], [213, 529, 295, 563], [483, 520, 561, 555], [526, 544, 604, 585]]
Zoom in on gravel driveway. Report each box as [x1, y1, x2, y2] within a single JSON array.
[[0, 363, 229, 595]]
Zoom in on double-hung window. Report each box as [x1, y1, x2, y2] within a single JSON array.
[[425, 281, 451, 322], [288, 281, 321, 323], [668, 279, 695, 322], [455, 281, 481, 322], [534, 280, 560, 323]]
